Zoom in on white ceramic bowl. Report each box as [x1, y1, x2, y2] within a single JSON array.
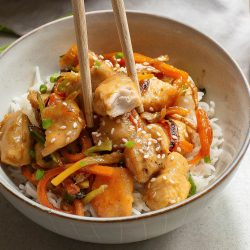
[[0, 11, 249, 244]]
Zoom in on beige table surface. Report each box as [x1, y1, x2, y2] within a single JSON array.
[[0, 0, 249, 249]]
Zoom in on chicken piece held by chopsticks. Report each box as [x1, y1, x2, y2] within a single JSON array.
[[93, 73, 142, 117]]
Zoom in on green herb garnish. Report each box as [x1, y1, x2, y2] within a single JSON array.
[[35, 169, 45, 180], [50, 73, 60, 83], [58, 79, 68, 92], [188, 174, 196, 197], [204, 156, 211, 163], [39, 84, 47, 94], [115, 52, 124, 59], [124, 140, 135, 148], [37, 93, 45, 113], [94, 60, 101, 69], [42, 119, 52, 129]]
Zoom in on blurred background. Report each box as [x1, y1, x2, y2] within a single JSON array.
[[0, 0, 249, 77], [0, 1, 249, 250]]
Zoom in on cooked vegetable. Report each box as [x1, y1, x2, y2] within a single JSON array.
[[37, 167, 65, 209], [196, 109, 213, 157], [42, 118, 52, 129], [50, 73, 60, 83], [51, 152, 123, 186], [84, 184, 108, 204], [204, 156, 211, 163], [35, 169, 45, 180], [188, 174, 196, 197], [84, 139, 112, 156], [39, 84, 47, 94], [124, 140, 135, 148], [78, 165, 115, 177]]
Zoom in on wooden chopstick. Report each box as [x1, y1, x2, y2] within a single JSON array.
[[71, 0, 94, 127], [111, 0, 144, 113]]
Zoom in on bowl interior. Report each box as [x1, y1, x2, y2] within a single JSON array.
[[0, 11, 249, 217]]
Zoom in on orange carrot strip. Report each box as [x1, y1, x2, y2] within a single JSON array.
[[21, 166, 38, 185], [37, 167, 65, 210], [188, 151, 202, 166], [78, 165, 115, 177], [196, 109, 213, 157], [177, 140, 194, 154], [133, 52, 189, 81]]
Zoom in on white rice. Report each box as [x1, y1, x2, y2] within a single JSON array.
[[6, 68, 223, 216]]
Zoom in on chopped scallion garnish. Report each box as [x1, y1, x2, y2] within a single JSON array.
[[204, 156, 211, 163], [42, 119, 52, 129], [50, 73, 60, 83], [35, 169, 45, 180], [83, 185, 108, 204], [124, 140, 135, 148], [188, 174, 196, 197], [115, 52, 124, 59], [39, 84, 47, 94], [94, 60, 101, 69]]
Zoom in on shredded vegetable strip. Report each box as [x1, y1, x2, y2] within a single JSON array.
[[165, 106, 189, 116], [196, 109, 213, 157], [188, 151, 203, 166], [83, 185, 108, 204], [37, 167, 65, 209], [51, 152, 123, 186], [77, 165, 115, 177], [21, 166, 37, 185]]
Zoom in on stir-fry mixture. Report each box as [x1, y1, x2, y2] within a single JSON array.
[[0, 45, 217, 217]]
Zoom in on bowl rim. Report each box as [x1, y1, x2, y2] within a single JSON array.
[[0, 10, 249, 223]]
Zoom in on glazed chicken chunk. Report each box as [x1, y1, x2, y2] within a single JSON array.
[[42, 100, 85, 156], [142, 77, 178, 112], [93, 73, 142, 117], [0, 111, 31, 167], [143, 152, 191, 210]]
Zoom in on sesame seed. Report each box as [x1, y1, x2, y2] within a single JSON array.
[[78, 117, 82, 123], [143, 62, 150, 66], [97, 140, 102, 146], [156, 146, 161, 151], [147, 125, 152, 129], [73, 122, 78, 129], [157, 137, 162, 141], [115, 63, 120, 68], [170, 156, 175, 161], [66, 131, 72, 136], [169, 179, 175, 184], [96, 133, 101, 137], [51, 138, 56, 143], [184, 132, 189, 137], [150, 178, 156, 182], [148, 141, 152, 146], [144, 154, 149, 159], [138, 128, 142, 132], [98, 55, 104, 59], [62, 102, 67, 106], [92, 132, 98, 135], [162, 154, 166, 159], [177, 147, 181, 152], [122, 138, 128, 143], [60, 125, 67, 130], [156, 132, 161, 136], [113, 144, 118, 147], [142, 131, 146, 135], [111, 128, 115, 135], [116, 58, 121, 62], [172, 135, 178, 140], [93, 115, 98, 119], [149, 107, 154, 111], [162, 175, 167, 180], [157, 154, 161, 159]]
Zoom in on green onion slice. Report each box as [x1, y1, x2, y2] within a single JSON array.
[[84, 139, 112, 156], [35, 169, 45, 180], [42, 119, 52, 130], [39, 84, 47, 94], [124, 140, 135, 148], [83, 185, 108, 204], [115, 52, 124, 59], [188, 174, 197, 197]]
